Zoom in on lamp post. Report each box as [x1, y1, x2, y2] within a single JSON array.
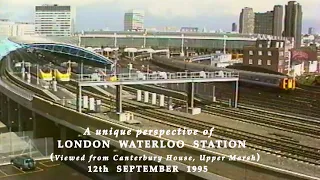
[[26, 63, 31, 83], [143, 31, 147, 48], [223, 35, 228, 54], [80, 61, 83, 81], [21, 60, 25, 79], [128, 63, 132, 78], [36, 64, 39, 85]]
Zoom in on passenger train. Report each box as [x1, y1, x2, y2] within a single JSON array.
[[54, 67, 71, 82], [39, 68, 53, 81], [151, 58, 296, 90]]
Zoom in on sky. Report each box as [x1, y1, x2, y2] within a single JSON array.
[[0, 0, 319, 33]]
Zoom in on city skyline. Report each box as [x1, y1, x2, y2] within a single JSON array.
[[0, 0, 318, 33]]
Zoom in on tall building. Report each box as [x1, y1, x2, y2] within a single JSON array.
[[284, 1, 302, 48], [232, 23, 238, 32], [308, 27, 315, 35], [254, 11, 273, 35], [273, 5, 284, 37], [239, 7, 255, 34], [124, 10, 144, 31], [254, 5, 283, 37], [35, 4, 75, 36]]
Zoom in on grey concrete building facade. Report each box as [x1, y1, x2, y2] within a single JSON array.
[[239, 7, 255, 34], [284, 1, 302, 48], [254, 5, 283, 37], [273, 5, 284, 37]]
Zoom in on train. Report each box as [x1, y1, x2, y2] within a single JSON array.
[[39, 68, 53, 81], [54, 68, 71, 82], [151, 58, 296, 90]]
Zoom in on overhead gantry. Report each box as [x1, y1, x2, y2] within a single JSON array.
[[75, 71, 239, 121]]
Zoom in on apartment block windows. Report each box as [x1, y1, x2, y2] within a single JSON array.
[[249, 51, 253, 55], [267, 60, 271, 65], [279, 51, 284, 56], [249, 59, 253, 64], [258, 51, 262, 56], [268, 51, 272, 56], [258, 59, 262, 65]]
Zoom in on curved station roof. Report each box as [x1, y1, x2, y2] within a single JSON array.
[[8, 36, 113, 65]]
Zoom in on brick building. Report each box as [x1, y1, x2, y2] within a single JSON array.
[[243, 39, 292, 74]]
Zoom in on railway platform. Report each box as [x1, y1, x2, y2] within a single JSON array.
[[10, 72, 74, 100]]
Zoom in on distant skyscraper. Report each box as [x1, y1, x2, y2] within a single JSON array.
[[239, 7, 255, 34], [232, 23, 238, 32], [35, 4, 75, 36], [308, 27, 315, 35], [284, 1, 302, 48], [254, 11, 273, 35], [124, 10, 144, 31], [273, 5, 284, 37]]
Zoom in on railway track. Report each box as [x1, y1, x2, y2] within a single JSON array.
[[144, 60, 320, 117], [62, 84, 320, 166], [5, 53, 320, 166], [171, 82, 320, 119], [201, 105, 320, 138], [123, 83, 320, 134]]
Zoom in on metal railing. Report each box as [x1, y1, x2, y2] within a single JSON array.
[[0, 74, 34, 100], [79, 71, 239, 82], [0, 132, 53, 165]]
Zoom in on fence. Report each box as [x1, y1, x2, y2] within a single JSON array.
[[0, 131, 53, 165]]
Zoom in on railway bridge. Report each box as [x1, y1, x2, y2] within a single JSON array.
[[0, 36, 317, 180]]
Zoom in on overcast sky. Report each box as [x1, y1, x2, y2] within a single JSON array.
[[0, 0, 319, 33]]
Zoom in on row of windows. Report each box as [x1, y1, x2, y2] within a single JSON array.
[[248, 59, 272, 66], [248, 50, 284, 56], [35, 13, 71, 15], [35, 24, 71, 26], [35, 19, 71, 21], [35, 20, 71, 22]]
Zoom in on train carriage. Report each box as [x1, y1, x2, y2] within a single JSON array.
[[54, 67, 71, 82], [151, 58, 296, 90], [39, 68, 53, 81]]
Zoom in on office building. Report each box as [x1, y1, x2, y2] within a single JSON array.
[[254, 11, 273, 35], [232, 23, 238, 32], [284, 1, 302, 48], [239, 7, 255, 34], [0, 19, 35, 36], [273, 5, 284, 37], [35, 4, 75, 36], [308, 27, 315, 35], [124, 10, 144, 31], [254, 5, 283, 37]]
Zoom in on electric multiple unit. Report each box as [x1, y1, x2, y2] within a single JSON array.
[[54, 68, 71, 82], [151, 58, 296, 90], [39, 68, 53, 81]]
